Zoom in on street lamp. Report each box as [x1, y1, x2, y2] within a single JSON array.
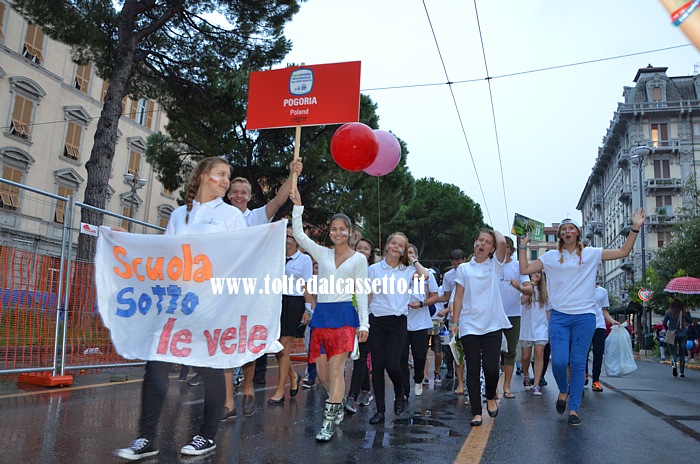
[[123, 172, 147, 232], [629, 145, 651, 343]]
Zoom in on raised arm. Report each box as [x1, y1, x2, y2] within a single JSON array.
[[517, 235, 544, 275], [265, 158, 303, 220], [289, 189, 327, 260], [602, 208, 646, 261], [494, 230, 507, 263]]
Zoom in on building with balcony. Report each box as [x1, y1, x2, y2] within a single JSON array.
[[577, 65, 700, 305], [0, 2, 179, 255]]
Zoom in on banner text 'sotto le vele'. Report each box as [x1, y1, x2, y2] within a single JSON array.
[[95, 221, 287, 368]]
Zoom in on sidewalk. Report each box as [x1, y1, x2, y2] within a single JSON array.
[[635, 352, 700, 370]]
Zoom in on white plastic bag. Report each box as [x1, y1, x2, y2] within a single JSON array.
[[500, 333, 508, 353], [604, 322, 637, 376], [350, 335, 360, 360]]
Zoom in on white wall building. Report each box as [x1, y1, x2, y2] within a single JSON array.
[[0, 1, 178, 256]]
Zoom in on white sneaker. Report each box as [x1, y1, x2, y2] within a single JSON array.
[[414, 383, 423, 396]]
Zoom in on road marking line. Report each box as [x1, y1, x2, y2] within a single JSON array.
[[454, 374, 503, 463]]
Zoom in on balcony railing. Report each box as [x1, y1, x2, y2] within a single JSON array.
[[620, 256, 634, 271], [647, 139, 681, 152], [592, 195, 603, 209], [617, 151, 630, 168], [647, 214, 679, 228], [618, 187, 632, 204], [644, 178, 683, 194]]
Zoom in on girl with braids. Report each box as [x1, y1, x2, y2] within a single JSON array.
[[517, 210, 645, 427], [115, 157, 246, 461], [519, 271, 549, 396]]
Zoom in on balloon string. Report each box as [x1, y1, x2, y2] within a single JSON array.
[[377, 176, 382, 254]]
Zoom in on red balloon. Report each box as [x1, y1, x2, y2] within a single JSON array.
[[364, 130, 401, 176], [330, 123, 379, 171]]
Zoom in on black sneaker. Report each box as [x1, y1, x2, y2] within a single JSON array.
[[673, 367, 678, 377], [114, 438, 159, 460], [188, 373, 203, 386], [181, 435, 216, 456], [540, 378, 548, 387], [568, 414, 581, 426], [302, 379, 315, 389]]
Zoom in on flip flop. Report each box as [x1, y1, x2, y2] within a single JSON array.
[[454, 387, 464, 395], [503, 391, 516, 399]]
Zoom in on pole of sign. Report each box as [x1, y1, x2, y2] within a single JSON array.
[[291, 63, 304, 196], [292, 125, 301, 195]]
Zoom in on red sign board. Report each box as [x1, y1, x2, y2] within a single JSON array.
[[246, 61, 361, 130]]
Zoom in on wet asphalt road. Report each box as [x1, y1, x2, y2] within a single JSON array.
[[0, 355, 698, 464]]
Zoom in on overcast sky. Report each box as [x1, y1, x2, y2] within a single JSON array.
[[280, 0, 698, 237]]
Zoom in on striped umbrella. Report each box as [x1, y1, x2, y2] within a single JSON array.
[[664, 276, 700, 294]]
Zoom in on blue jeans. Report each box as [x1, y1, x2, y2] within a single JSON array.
[[549, 310, 596, 413]]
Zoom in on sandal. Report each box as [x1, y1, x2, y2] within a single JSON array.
[[503, 391, 516, 399], [454, 386, 464, 395]]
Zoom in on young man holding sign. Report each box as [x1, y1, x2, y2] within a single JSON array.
[[222, 159, 303, 419]]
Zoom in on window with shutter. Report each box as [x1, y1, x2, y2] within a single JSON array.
[[0, 3, 6, 39], [64, 122, 82, 160], [0, 165, 22, 210], [54, 185, 73, 223], [121, 205, 133, 230], [74, 63, 92, 93], [23, 24, 45, 64], [146, 100, 155, 129], [10, 95, 33, 140], [128, 150, 141, 176]]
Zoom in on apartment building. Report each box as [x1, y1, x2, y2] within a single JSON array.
[[577, 65, 700, 305], [0, 1, 178, 255]]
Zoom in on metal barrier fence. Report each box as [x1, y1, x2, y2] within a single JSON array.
[[0, 177, 164, 381]]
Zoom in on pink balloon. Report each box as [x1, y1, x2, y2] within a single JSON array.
[[363, 130, 401, 176]]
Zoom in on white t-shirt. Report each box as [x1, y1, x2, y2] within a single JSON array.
[[291, 206, 369, 331], [407, 271, 439, 331], [594, 286, 610, 329], [538, 247, 603, 315], [166, 198, 247, 235], [368, 259, 417, 318], [498, 259, 528, 318], [442, 268, 458, 294], [519, 289, 549, 342], [454, 257, 512, 336], [242, 205, 270, 227], [284, 250, 313, 297]]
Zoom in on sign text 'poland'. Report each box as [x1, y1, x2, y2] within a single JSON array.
[[95, 222, 286, 368], [246, 61, 361, 130]]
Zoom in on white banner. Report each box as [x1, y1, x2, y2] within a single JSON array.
[[95, 221, 286, 368]]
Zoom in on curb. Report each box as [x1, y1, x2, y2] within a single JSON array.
[[634, 354, 700, 371]]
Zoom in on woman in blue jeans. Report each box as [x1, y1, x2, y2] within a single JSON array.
[[518, 209, 645, 426]]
